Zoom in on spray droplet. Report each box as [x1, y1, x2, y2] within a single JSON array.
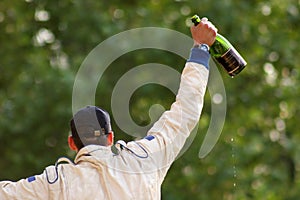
[[231, 136, 237, 190]]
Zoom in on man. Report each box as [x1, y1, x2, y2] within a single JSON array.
[[0, 17, 217, 199]]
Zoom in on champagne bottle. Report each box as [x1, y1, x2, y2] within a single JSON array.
[[191, 15, 247, 77]]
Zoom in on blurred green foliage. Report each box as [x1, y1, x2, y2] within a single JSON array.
[[0, 0, 300, 199]]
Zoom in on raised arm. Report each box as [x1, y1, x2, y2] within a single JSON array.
[[126, 18, 217, 169]]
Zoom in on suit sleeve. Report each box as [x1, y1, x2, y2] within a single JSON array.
[[0, 172, 49, 200], [127, 47, 210, 168]]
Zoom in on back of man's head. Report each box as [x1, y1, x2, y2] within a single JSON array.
[[70, 106, 112, 150]]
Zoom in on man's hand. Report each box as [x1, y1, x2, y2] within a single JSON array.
[[190, 17, 217, 47]]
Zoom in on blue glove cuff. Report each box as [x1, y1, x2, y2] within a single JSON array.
[[187, 47, 210, 69]]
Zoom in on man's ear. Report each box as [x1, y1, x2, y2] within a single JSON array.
[[107, 132, 114, 146], [68, 135, 78, 151]]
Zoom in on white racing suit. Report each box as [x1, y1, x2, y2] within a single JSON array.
[[0, 47, 210, 200]]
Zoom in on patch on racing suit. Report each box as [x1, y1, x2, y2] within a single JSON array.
[[144, 135, 155, 141], [27, 176, 36, 183]]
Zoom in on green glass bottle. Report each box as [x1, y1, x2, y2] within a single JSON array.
[[191, 15, 247, 77]]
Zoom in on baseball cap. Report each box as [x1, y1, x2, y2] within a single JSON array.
[[72, 105, 112, 138]]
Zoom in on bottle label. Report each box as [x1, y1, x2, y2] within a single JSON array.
[[215, 48, 247, 76]]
